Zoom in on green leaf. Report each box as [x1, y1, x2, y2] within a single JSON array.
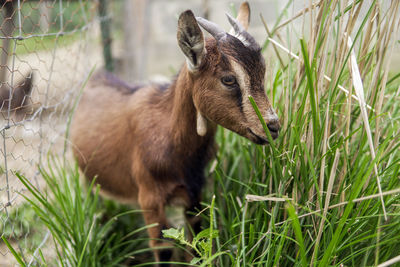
[[198, 240, 211, 254], [162, 228, 185, 243], [190, 257, 202, 265]]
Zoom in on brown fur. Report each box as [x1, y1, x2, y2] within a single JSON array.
[[71, 3, 280, 265], [1, 73, 33, 114]]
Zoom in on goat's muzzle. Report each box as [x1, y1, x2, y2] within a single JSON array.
[[267, 119, 280, 140]]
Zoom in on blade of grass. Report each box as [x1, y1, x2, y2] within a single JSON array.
[[286, 202, 308, 266], [311, 149, 340, 266], [275, 187, 400, 227], [347, 35, 387, 220], [377, 254, 400, 267], [209, 195, 216, 267], [77, 217, 97, 267], [300, 39, 320, 143], [1, 236, 27, 267]]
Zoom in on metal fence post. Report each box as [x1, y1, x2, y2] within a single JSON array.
[[98, 0, 113, 72]]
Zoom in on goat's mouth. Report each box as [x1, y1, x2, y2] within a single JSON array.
[[268, 128, 279, 140], [248, 127, 279, 145], [248, 129, 269, 145]]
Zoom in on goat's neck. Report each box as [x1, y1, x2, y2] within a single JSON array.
[[167, 68, 215, 152]]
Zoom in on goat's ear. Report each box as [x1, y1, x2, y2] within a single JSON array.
[[177, 10, 205, 72], [236, 2, 250, 30]]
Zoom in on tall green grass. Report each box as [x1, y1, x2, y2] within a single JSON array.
[[9, 157, 151, 266], [165, 3, 400, 266], [198, 1, 400, 266]]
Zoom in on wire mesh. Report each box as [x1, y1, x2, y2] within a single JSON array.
[[0, 0, 101, 264]]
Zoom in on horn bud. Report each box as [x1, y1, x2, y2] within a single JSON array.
[[226, 13, 245, 36], [226, 12, 258, 48], [196, 17, 226, 41]]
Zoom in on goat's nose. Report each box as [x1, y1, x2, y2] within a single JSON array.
[[267, 119, 280, 139]]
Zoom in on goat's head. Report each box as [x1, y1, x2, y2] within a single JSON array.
[[177, 2, 280, 145]]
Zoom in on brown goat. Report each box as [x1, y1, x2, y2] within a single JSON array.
[[0, 73, 33, 115], [71, 2, 280, 265]]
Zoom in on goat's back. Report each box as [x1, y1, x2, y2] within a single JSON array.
[[71, 71, 156, 202]]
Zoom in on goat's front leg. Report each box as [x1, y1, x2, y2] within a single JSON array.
[[138, 188, 173, 267], [185, 197, 202, 261], [185, 199, 202, 239]]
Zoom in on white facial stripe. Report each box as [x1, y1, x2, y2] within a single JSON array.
[[229, 59, 250, 98], [229, 59, 258, 124], [229, 59, 278, 124]]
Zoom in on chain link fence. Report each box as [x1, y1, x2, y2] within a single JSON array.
[[0, 1, 225, 264], [0, 0, 102, 264]]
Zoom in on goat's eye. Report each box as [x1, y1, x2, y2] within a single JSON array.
[[221, 76, 237, 86]]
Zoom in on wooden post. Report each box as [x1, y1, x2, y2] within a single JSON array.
[[122, 0, 150, 82], [39, 0, 50, 33], [98, 0, 113, 72], [202, 0, 210, 20]]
